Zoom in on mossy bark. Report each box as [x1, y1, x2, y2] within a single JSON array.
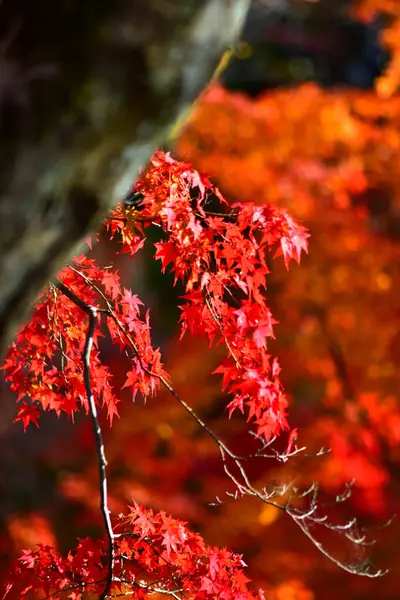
[[0, 0, 250, 356]]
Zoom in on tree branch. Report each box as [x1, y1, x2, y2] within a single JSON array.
[[54, 280, 115, 600], [69, 269, 387, 579]]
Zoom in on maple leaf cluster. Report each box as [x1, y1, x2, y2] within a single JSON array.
[[1, 256, 167, 429], [109, 151, 308, 441], [2, 150, 307, 443], [4, 503, 262, 600]]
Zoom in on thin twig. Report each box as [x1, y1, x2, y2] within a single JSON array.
[[41, 579, 107, 600], [113, 577, 183, 600], [204, 293, 241, 369]]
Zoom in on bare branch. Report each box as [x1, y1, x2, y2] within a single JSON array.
[[54, 280, 115, 600]]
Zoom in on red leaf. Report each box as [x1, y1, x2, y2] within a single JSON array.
[[14, 403, 41, 431]]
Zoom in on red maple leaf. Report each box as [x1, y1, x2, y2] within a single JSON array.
[[14, 403, 41, 431]]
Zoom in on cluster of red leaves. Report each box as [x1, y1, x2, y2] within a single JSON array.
[[4, 503, 263, 600], [3, 151, 307, 441], [1, 256, 167, 429], [109, 151, 308, 440], [2, 149, 308, 599]]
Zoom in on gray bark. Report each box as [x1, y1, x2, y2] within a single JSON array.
[[0, 0, 250, 357]]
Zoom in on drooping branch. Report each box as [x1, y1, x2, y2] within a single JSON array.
[[69, 268, 387, 579]]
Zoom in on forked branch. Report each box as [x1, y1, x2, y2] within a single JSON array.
[[54, 281, 115, 600], [63, 271, 387, 580]]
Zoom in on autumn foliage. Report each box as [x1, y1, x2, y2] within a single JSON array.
[[2, 1, 400, 599], [3, 151, 307, 440], [6, 504, 258, 600], [2, 150, 310, 599]]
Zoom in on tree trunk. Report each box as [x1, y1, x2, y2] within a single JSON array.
[[0, 0, 250, 357]]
